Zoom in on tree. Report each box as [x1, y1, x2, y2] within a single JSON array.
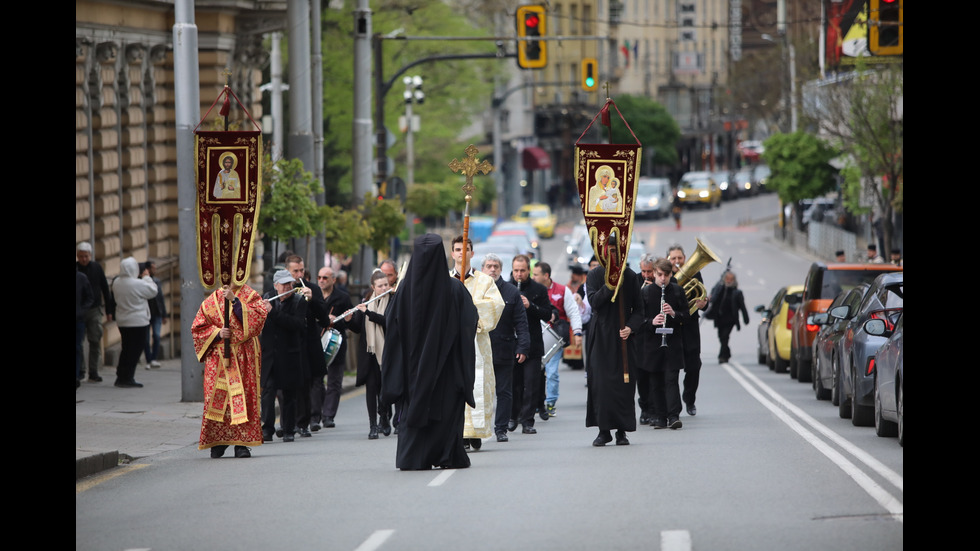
[[259, 153, 327, 262], [761, 131, 839, 228], [360, 193, 406, 256], [813, 63, 903, 257], [608, 94, 681, 171]]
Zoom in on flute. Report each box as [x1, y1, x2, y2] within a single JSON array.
[[335, 287, 394, 320]]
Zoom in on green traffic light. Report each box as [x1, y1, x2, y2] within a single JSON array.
[[585, 77, 595, 87]]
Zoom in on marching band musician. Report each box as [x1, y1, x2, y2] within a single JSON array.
[[313, 265, 353, 431], [639, 257, 689, 430], [347, 270, 393, 440], [668, 244, 709, 417], [259, 270, 308, 443]]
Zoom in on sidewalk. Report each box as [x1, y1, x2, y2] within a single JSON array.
[[75, 357, 357, 481]]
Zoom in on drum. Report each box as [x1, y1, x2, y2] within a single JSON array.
[[321, 329, 343, 368], [541, 321, 566, 364]]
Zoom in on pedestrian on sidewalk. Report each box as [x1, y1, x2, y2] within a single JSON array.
[[110, 257, 158, 388]]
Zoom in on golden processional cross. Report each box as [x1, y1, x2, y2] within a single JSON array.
[[448, 144, 493, 281]]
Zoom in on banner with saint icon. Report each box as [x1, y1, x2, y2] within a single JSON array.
[[574, 99, 642, 301], [194, 85, 263, 289]]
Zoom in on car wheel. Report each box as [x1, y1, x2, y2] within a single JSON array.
[[757, 348, 766, 365], [774, 353, 788, 374], [814, 357, 831, 400], [850, 372, 874, 427], [789, 352, 798, 379], [797, 358, 812, 383], [830, 356, 841, 406], [874, 372, 898, 437], [837, 358, 851, 419], [897, 380, 903, 447]]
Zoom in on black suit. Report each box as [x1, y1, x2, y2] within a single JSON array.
[[488, 276, 531, 434], [260, 292, 307, 437], [293, 280, 332, 430], [311, 285, 354, 424], [674, 271, 705, 409], [508, 277, 557, 428]]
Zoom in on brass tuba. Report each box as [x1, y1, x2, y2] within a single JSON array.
[[675, 238, 722, 314]]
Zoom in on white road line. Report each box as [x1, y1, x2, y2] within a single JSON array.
[[353, 529, 395, 551], [661, 529, 692, 551], [428, 469, 455, 487], [725, 362, 903, 522]]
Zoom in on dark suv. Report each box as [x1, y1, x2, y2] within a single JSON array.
[[790, 262, 903, 383]]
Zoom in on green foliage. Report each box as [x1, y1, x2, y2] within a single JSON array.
[[259, 153, 326, 243], [760, 131, 839, 204], [321, 1, 500, 198], [322, 205, 369, 258], [608, 95, 681, 167], [361, 194, 406, 253]]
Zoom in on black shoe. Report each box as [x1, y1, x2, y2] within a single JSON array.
[[234, 446, 251, 458], [615, 430, 630, 445], [463, 440, 471, 451], [652, 419, 667, 429], [310, 421, 321, 432], [496, 431, 509, 442], [538, 408, 549, 421], [210, 445, 228, 458], [522, 425, 537, 434], [507, 419, 517, 432], [114, 380, 143, 388], [282, 434, 295, 442], [263, 432, 273, 442], [298, 427, 312, 438], [88, 375, 103, 383], [592, 432, 613, 446], [275, 427, 284, 438], [639, 414, 652, 425], [379, 415, 391, 436], [470, 438, 482, 451], [687, 404, 697, 416], [669, 417, 683, 430], [368, 425, 379, 440], [323, 417, 336, 428]]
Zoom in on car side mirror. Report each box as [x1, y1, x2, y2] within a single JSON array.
[[864, 319, 889, 336], [810, 312, 829, 325], [828, 305, 850, 319]]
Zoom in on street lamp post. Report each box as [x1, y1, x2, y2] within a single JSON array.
[[403, 75, 423, 242]]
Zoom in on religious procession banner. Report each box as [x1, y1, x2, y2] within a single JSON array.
[[574, 99, 642, 301], [194, 86, 263, 289]]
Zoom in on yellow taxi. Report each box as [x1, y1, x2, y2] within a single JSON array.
[[512, 203, 557, 238], [676, 171, 721, 209]]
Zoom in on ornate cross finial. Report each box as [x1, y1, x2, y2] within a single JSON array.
[[603, 81, 611, 100], [448, 144, 493, 199], [222, 68, 232, 87]]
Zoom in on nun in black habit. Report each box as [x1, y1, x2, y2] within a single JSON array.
[[381, 233, 479, 470], [585, 262, 645, 446]]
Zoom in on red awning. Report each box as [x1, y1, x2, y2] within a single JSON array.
[[522, 146, 552, 170]]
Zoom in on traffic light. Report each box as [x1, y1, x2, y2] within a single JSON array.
[[869, 0, 902, 56], [516, 5, 547, 69], [581, 58, 598, 91]]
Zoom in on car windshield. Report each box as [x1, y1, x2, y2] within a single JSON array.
[[685, 179, 712, 190], [638, 182, 662, 194], [525, 209, 549, 219]]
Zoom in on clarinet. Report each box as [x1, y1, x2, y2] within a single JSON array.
[[659, 283, 669, 347]]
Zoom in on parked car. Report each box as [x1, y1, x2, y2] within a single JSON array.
[[801, 197, 836, 226], [810, 284, 871, 401], [754, 285, 804, 372], [676, 171, 721, 209], [512, 203, 557, 238], [866, 311, 903, 445], [713, 170, 738, 201], [634, 177, 673, 219], [837, 271, 903, 426], [790, 262, 903, 383]]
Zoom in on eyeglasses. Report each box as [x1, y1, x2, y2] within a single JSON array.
[[318, 276, 333, 280]]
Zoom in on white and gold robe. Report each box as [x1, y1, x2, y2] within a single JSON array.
[[457, 270, 504, 439]]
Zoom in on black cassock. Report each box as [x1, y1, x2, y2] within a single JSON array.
[[382, 234, 478, 470], [585, 266, 644, 432]]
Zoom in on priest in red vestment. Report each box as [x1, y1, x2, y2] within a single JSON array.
[[194, 284, 270, 458]]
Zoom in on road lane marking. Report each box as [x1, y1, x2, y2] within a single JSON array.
[[353, 529, 395, 551], [661, 529, 692, 551], [76, 463, 150, 494], [428, 469, 455, 487], [725, 362, 903, 522]]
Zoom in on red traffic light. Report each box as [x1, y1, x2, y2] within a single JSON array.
[[525, 14, 539, 28]]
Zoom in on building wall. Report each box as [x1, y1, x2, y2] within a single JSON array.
[[76, 0, 280, 360]]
